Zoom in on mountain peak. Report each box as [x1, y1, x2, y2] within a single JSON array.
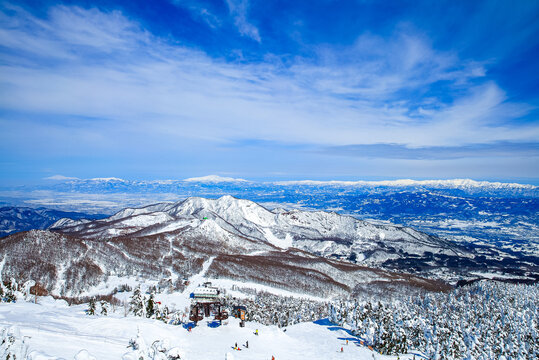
[[183, 175, 248, 183], [89, 177, 127, 182]]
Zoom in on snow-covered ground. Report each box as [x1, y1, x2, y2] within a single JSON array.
[[0, 297, 412, 360]]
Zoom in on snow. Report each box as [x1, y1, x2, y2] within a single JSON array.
[[118, 212, 173, 227], [468, 271, 531, 280], [197, 278, 329, 302], [261, 228, 292, 249], [74, 350, 97, 360], [183, 175, 249, 183], [89, 177, 127, 182], [183, 257, 214, 297], [274, 178, 536, 189], [0, 299, 407, 360], [49, 194, 464, 274], [50, 217, 89, 229]]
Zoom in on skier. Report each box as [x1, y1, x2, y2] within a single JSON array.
[[341, 347, 343, 352], [255, 329, 259, 336], [346, 340, 348, 345], [246, 340, 249, 348], [271, 356, 275, 360]]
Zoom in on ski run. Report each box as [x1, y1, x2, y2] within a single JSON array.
[[1, 297, 405, 360]]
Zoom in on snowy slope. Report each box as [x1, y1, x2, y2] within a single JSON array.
[[0, 298, 411, 360]]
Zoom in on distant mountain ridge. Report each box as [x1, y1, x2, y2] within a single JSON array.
[[183, 175, 249, 183], [274, 178, 537, 189], [2, 177, 537, 260], [39, 175, 537, 189], [0, 206, 106, 236]]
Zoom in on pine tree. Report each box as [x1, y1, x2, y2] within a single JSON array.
[[87, 297, 96, 315], [146, 293, 155, 318], [3, 281, 16, 303]]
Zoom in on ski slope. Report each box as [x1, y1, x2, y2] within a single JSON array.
[[0, 297, 415, 360]]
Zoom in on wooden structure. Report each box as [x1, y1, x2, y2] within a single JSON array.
[[189, 282, 228, 324]]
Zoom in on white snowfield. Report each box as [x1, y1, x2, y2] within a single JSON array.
[[0, 298, 411, 360]]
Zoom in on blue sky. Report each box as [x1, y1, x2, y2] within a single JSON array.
[[1, 0, 538, 184]]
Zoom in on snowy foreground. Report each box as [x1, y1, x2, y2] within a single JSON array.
[[0, 297, 412, 360]]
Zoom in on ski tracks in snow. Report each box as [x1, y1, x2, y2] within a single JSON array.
[[182, 256, 215, 296]]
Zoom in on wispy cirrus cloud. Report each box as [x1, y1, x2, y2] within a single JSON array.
[[323, 142, 539, 160], [0, 3, 534, 146], [225, 0, 260, 42], [170, 0, 222, 29], [0, 2, 536, 181]]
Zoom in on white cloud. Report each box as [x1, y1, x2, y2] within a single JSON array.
[[44, 175, 80, 181], [171, 0, 222, 29], [225, 0, 261, 42], [0, 3, 535, 155]]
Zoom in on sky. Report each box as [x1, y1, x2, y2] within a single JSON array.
[[0, 0, 538, 184]]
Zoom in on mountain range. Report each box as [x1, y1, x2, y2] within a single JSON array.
[[2, 177, 537, 258], [1, 196, 536, 300]]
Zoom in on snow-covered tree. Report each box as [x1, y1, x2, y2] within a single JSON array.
[[129, 287, 145, 317], [87, 297, 96, 315], [1, 279, 17, 303], [123, 329, 183, 360], [329, 281, 539, 360], [100, 300, 108, 316], [0, 326, 29, 359]]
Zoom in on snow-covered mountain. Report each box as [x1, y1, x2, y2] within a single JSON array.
[[21, 176, 537, 197], [274, 178, 537, 190], [2, 196, 536, 299], [183, 175, 249, 183], [49, 196, 538, 282], [52, 195, 465, 263], [0, 196, 458, 298]]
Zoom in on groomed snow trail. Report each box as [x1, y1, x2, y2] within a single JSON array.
[[0, 299, 421, 360], [182, 256, 215, 297]]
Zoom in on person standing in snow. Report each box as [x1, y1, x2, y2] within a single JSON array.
[[246, 340, 248, 348]]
